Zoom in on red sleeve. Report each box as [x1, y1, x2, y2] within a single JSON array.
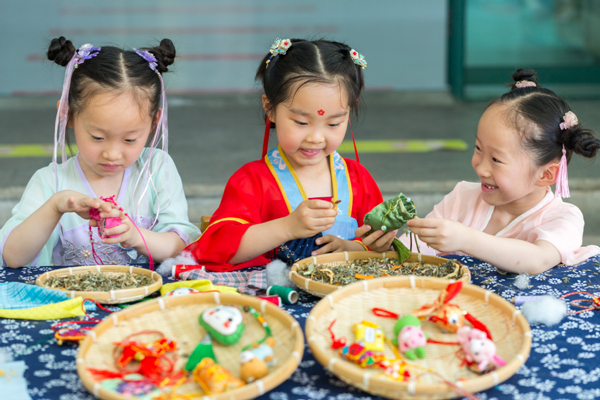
[[181, 161, 275, 274], [346, 159, 383, 249]]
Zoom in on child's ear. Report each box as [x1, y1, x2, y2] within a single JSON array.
[[261, 94, 275, 123], [153, 108, 162, 130], [536, 162, 560, 187]]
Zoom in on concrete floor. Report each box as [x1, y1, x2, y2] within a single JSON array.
[[0, 91, 599, 243]]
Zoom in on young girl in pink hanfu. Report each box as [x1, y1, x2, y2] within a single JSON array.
[[0, 37, 200, 268], [403, 69, 600, 274]]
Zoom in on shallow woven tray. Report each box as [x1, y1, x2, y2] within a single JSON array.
[[305, 276, 531, 400], [77, 292, 304, 400], [290, 251, 471, 298], [36, 265, 162, 304]]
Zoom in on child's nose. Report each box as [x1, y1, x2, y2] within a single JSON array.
[[102, 147, 121, 161], [474, 159, 491, 177], [306, 127, 325, 143]]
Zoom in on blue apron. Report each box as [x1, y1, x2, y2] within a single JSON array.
[[265, 146, 359, 264]]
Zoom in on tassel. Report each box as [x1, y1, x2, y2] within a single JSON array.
[[555, 145, 570, 198]]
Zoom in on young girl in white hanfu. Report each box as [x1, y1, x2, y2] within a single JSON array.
[[404, 69, 600, 274], [0, 37, 200, 268]]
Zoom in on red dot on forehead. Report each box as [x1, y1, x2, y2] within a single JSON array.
[[318, 109, 325, 116]]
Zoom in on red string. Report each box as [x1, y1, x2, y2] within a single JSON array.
[[347, 117, 360, 163], [426, 338, 460, 346], [372, 307, 400, 319], [328, 319, 347, 349], [262, 118, 271, 159], [560, 291, 600, 314], [464, 312, 493, 341], [51, 298, 112, 333]]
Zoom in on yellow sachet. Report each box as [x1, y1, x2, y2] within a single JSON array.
[[0, 297, 86, 320], [160, 279, 238, 296]]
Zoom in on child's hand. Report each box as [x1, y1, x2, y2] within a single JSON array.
[[285, 200, 338, 240], [312, 235, 347, 256], [407, 217, 465, 252], [53, 190, 112, 220], [354, 225, 398, 252], [99, 208, 141, 249]]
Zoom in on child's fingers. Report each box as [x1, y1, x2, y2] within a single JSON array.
[[409, 227, 438, 237], [315, 235, 335, 246], [104, 223, 129, 238], [312, 242, 337, 255], [354, 225, 371, 238], [305, 199, 334, 210], [408, 218, 440, 229], [362, 229, 385, 245], [99, 208, 122, 219], [374, 230, 396, 248]]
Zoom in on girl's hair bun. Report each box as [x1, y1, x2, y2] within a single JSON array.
[[511, 69, 539, 90], [47, 36, 76, 67], [148, 38, 176, 73]]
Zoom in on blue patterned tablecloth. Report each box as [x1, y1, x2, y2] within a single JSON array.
[[1, 255, 600, 400]]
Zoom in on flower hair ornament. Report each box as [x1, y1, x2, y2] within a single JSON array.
[[350, 49, 367, 69], [515, 80, 536, 89], [559, 111, 578, 130], [554, 111, 577, 198], [53, 43, 101, 192], [265, 38, 292, 67]]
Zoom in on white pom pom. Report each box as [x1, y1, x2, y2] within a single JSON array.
[[521, 296, 567, 326], [156, 251, 198, 277], [514, 274, 531, 290], [266, 259, 294, 288]]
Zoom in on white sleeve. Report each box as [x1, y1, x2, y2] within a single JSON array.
[[0, 169, 60, 267], [148, 152, 201, 245]]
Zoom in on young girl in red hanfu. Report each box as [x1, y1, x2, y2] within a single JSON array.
[[175, 38, 395, 276], [403, 70, 600, 274]]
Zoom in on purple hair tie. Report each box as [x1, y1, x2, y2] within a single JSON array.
[[133, 48, 159, 74], [74, 43, 101, 67]]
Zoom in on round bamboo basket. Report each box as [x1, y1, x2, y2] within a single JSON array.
[[290, 251, 471, 298], [77, 292, 304, 400], [36, 265, 162, 304], [305, 276, 531, 400]]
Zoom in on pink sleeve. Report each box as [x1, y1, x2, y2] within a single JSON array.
[[526, 204, 589, 265]]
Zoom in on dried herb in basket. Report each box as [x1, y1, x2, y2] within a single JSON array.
[[298, 258, 462, 286], [45, 272, 152, 291], [363, 193, 418, 262]]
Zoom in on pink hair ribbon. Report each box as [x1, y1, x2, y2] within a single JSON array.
[[554, 145, 570, 198], [53, 44, 101, 192]]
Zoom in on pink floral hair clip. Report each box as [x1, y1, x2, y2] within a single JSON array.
[[560, 111, 578, 130], [515, 80, 536, 89]]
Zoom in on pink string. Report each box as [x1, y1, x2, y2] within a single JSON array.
[[555, 145, 570, 198], [89, 196, 155, 270]]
